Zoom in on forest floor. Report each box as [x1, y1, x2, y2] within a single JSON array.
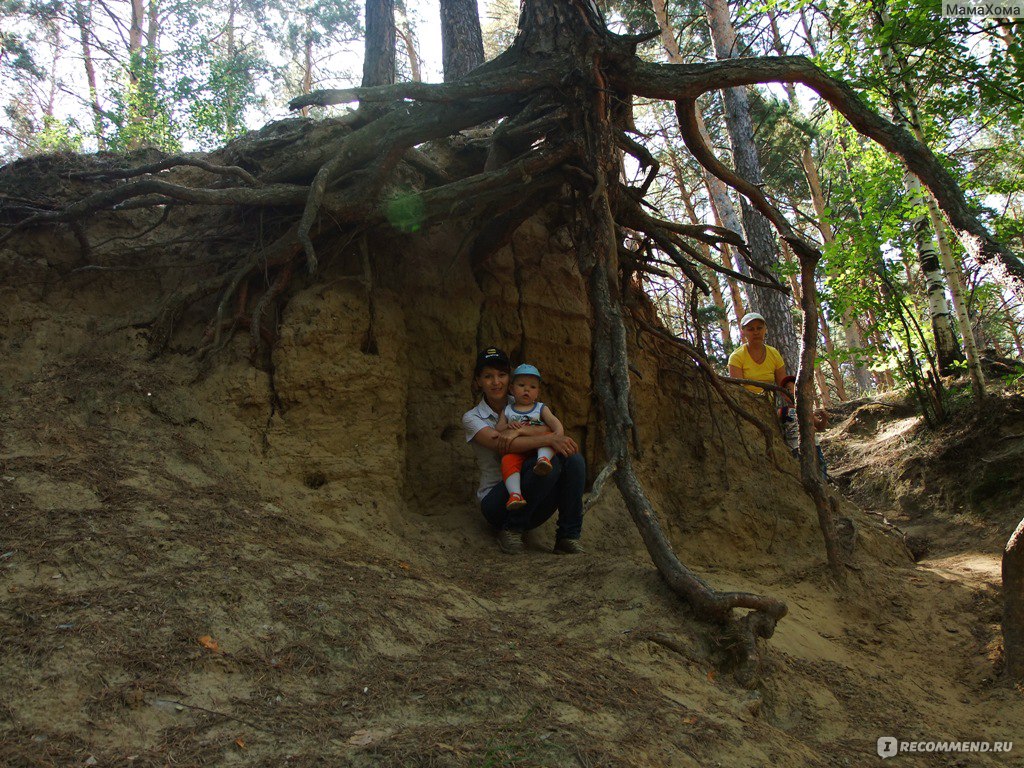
[[2, 330, 1023, 767]]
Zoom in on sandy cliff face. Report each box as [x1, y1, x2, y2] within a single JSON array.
[[190, 206, 843, 571], [0, 177, 880, 568]]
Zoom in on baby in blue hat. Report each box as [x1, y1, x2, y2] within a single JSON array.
[[495, 363, 564, 510]]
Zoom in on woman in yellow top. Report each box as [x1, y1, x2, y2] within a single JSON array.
[[728, 312, 788, 395]]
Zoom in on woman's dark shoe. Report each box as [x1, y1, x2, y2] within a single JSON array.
[[498, 528, 525, 554], [553, 538, 584, 555]]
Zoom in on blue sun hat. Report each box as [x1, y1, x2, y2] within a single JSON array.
[[511, 363, 542, 381]]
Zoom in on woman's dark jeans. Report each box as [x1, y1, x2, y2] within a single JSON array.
[[480, 453, 585, 540]]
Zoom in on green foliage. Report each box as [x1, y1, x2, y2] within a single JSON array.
[[106, 51, 179, 152], [34, 114, 85, 152], [0, 0, 363, 156]]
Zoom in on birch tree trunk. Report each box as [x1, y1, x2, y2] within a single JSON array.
[[904, 169, 963, 374], [440, 0, 485, 82], [925, 190, 986, 398], [703, 0, 799, 373], [873, 3, 963, 376]]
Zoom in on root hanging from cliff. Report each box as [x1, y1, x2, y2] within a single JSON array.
[[580, 155, 786, 683]]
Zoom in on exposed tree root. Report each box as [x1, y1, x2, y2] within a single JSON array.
[[69, 155, 262, 186], [585, 179, 786, 684], [795, 242, 847, 582], [631, 316, 785, 470]]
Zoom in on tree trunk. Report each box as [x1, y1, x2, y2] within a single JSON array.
[[832, 136, 896, 394], [362, 0, 396, 88], [800, 127, 868, 399], [301, 29, 313, 118], [146, 0, 159, 50], [817, 310, 845, 403], [766, 12, 855, 404], [706, 191, 746, 324], [795, 243, 846, 582], [225, 0, 237, 135], [675, 163, 732, 351], [925, 189, 986, 398], [1003, 517, 1024, 681], [397, 9, 422, 81], [1008, 309, 1024, 359], [440, 0, 485, 82], [903, 165, 962, 375], [125, 0, 147, 148], [129, 0, 144, 52], [703, 0, 799, 373], [44, 23, 61, 118], [873, 3, 963, 376], [650, 0, 752, 304], [73, 0, 105, 148]]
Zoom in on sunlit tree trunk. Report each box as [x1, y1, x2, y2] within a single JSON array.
[[225, 0, 238, 135], [873, 3, 964, 377], [706, 191, 746, 325], [440, 0, 484, 82], [397, 9, 422, 81], [678, 179, 731, 351], [73, 0, 105, 148], [703, 0, 799, 373], [146, 0, 158, 49], [659, 138, 734, 349], [124, 0, 147, 147], [924, 191, 986, 397], [43, 23, 60, 118], [650, 0, 752, 309], [301, 27, 313, 117], [767, 9, 852, 405]]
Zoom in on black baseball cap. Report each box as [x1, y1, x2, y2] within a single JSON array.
[[474, 346, 510, 376]]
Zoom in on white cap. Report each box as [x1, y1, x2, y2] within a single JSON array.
[[740, 312, 766, 328]]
